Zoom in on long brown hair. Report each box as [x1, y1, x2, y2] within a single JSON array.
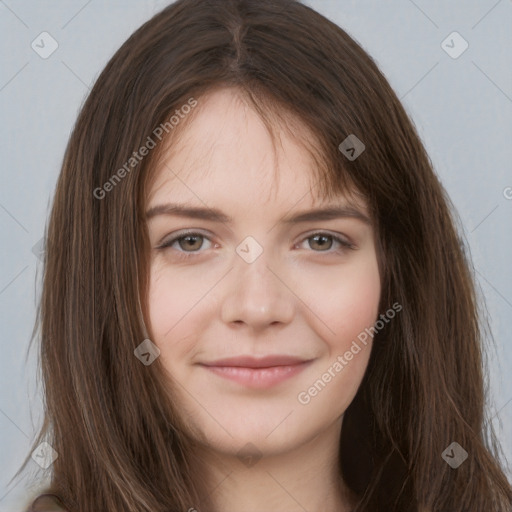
[[15, 0, 511, 510]]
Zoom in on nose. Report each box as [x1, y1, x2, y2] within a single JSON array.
[[220, 248, 294, 331]]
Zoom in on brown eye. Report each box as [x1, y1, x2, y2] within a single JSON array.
[[308, 234, 334, 251], [158, 231, 213, 254], [177, 234, 204, 251], [297, 232, 354, 254]]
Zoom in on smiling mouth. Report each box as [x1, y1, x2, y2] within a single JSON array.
[[197, 355, 314, 389]]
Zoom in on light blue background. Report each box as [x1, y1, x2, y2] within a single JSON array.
[[1, 0, 511, 508]]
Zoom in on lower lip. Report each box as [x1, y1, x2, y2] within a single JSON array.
[[199, 362, 312, 389]]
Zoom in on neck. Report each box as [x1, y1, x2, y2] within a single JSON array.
[[192, 416, 357, 512]]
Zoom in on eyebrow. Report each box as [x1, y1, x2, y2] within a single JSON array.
[[146, 202, 371, 226], [146, 203, 372, 226]]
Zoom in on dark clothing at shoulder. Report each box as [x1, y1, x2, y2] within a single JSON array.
[[27, 494, 68, 512]]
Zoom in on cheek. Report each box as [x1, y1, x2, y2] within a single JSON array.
[[293, 260, 380, 415], [294, 253, 381, 355], [147, 263, 216, 360]]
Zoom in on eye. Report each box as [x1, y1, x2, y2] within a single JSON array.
[[156, 230, 355, 261], [295, 232, 355, 253], [157, 231, 213, 257]]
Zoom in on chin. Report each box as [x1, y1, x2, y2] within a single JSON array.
[[181, 397, 337, 458]]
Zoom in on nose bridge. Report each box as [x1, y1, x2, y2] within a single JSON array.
[[220, 238, 294, 328]]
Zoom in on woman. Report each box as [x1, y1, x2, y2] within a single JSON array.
[[18, 0, 512, 510]]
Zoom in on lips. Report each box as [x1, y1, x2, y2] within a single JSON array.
[[197, 355, 313, 389], [201, 355, 310, 368]]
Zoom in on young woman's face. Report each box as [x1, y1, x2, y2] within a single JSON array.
[[145, 87, 381, 458]]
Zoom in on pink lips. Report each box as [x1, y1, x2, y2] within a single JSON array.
[[198, 355, 313, 389]]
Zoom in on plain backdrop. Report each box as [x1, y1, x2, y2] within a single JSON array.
[[1, 0, 511, 509]]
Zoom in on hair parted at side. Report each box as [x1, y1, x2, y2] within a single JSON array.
[[13, 0, 511, 510]]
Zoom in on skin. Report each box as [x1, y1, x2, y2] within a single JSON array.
[[145, 87, 381, 512]]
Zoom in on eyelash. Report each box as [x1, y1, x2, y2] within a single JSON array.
[[156, 230, 356, 261]]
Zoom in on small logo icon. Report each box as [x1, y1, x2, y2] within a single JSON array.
[[441, 31, 468, 59], [31, 441, 58, 469], [236, 236, 263, 264], [441, 441, 468, 468], [31, 32, 59, 59], [134, 338, 160, 365], [31, 237, 45, 261], [237, 442, 263, 468], [338, 134, 365, 161]]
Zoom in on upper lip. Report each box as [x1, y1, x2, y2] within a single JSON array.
[[199, 355, 311, 368]]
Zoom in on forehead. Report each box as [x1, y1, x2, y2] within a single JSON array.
[[146, 87, 366, 212]]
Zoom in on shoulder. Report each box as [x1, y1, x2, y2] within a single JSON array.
[[26, 494, 69, 512]]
